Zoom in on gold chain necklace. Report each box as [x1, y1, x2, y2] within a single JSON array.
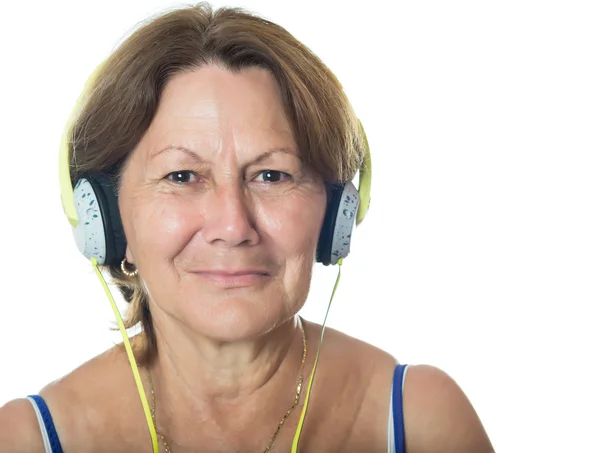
[[148, 320, 307, 453]]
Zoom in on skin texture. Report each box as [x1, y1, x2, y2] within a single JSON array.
[[121, 65, 326, 346], [0, 65, 494, 453]]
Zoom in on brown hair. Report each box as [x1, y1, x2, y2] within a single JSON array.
[[67, 2, 365, 364]]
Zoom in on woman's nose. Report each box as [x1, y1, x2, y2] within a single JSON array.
[[201, 183, 260, 248]]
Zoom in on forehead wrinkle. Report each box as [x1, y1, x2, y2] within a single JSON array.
[[143, 96, 297, 172], [150, 145, 207, 162], [143, 113, 297, 162], [145, 121, 222, 164]]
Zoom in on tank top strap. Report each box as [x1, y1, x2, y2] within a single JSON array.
[[390, 364, 408, 453], [27, 395, 64, 453]]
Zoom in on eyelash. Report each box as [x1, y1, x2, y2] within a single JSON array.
[[166, 171, 198, 184], [164, 170, 292, 185], [253, 170, 291, 183]]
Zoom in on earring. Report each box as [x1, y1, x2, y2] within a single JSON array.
[[121, 258, 138, 277]]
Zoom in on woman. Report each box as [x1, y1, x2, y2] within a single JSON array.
[[0, 4, 493, 452]]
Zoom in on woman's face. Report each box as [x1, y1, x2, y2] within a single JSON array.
[[119, 65, 327, 341]]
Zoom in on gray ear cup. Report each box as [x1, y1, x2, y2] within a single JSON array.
[[72, 174, 126, 265], [316, 182, 360, 266], [329, 183, 359, 263], [73, 178, 108, 263]]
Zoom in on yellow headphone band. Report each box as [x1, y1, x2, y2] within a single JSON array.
[[58, 61, 107, 228], [59, 59, 372, 229], [356, 121, 372, 226], [58, 104, 79, 228]]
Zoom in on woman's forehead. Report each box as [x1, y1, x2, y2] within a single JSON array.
[[136, 65, 297, 156], [155, 66, 291, 128]]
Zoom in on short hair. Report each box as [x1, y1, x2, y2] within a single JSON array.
[[67, 2, 366, 364]]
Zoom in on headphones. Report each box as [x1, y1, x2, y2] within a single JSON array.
[[58, 60, 371, 453], [58, 67, 372, 267]]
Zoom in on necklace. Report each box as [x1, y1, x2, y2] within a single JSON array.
[[148, 319, 307, 453]]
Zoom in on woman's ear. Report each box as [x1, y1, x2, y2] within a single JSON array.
[[125, 245, 135, 264]]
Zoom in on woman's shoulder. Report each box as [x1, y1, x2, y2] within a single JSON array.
[[303, 319, 401, 397], [303, 321, 494, 452], [3, 344, 148, 452], [305, 319, 398, 364], [400, 364, 495, 452], [0, 397, 47, 452], [300, 320, 399, 450]]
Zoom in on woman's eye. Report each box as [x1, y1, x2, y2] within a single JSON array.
[[166, 171, 195, 184], [255, 170, 290, 183]]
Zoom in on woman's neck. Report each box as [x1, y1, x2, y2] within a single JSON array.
[[145, 314, 307, 440]]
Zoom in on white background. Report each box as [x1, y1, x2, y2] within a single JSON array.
[[1, 1, 599, 451]]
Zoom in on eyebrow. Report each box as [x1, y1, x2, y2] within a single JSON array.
[[151, 145, 203, 162], [150, 145, 298, 166]]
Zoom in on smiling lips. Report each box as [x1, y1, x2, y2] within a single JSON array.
[[190, 269, 270, 288]]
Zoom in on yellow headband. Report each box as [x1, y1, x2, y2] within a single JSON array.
[[58, 62, 106, 228], [356, 121, 372, 225]]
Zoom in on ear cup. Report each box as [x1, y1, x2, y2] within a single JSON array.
[[317, 183, 360, 265], [72, 174, 126, 265]]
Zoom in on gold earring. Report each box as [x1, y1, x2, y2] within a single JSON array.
[[121, 258, 138, 277]]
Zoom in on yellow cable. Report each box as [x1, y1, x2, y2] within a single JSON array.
[[290, 258, 343, 452], [90, 257, 159, 453], [91, 255, 343, 453]]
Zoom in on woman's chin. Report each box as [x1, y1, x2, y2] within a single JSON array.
[[176, 295, 293, 342]]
